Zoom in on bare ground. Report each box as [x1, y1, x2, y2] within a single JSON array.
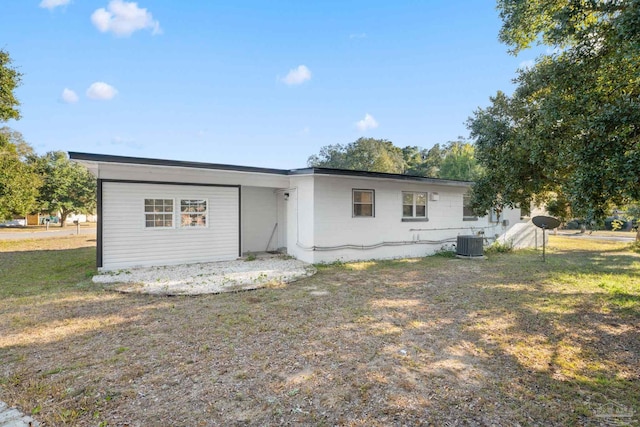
[[0, 236, 638, 426]]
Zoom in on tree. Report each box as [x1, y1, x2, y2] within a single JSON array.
[[0, 128, 41, 220], [308, 138, 405, 174], [439, 141, 482, 181], [0, 51, 38, 221], [469, 1, 640, 220], [402, 144, 442, 177], [31, 151, 96, 227], [308, 138, 483, 180], [0, 49, 21, 122]]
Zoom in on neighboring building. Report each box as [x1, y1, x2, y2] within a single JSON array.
[[70, 152, 539, 271]]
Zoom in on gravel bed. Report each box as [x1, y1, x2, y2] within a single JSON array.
[[92, 257, 316, 295]]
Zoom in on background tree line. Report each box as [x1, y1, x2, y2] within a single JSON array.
[[308, 137, 482, 182], [1, 49, 95, 226]]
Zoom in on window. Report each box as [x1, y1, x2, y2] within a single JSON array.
[[489, 208, 500, 223], [180, 199, 207, 227], [145, 199, 173, 228], [463, 193, 477, 221], [353, 189, 374, 217], [402, 192, 427, 220]]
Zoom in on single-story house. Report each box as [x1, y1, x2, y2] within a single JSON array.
[[70, 152, 539, 271]]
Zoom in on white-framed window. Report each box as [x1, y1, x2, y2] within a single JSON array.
[[353, 189, 374, 217], [463, 193, 477, 221], [144, 199, 174, 228], [402, 192, 427, 219], [489, 208, 500, 223], [180, 199, 207, 227]]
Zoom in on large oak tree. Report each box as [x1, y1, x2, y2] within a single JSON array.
[[469, 0, 640, 221]]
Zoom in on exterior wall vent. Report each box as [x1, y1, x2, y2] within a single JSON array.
[[456, 235, 484, 257]]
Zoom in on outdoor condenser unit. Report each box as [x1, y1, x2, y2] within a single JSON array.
[[456, 235, 484, 257]]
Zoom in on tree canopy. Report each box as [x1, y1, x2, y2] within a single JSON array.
[[0, 128, 41, 220], [31, 151, 97, 227], [468, 0, 640, 220], [0, 51, 38, 221], [0, 49, 21, 122], [308, 137, 480, 181]]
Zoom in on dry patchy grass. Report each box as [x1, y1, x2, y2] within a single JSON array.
[[0, 236, 638, 426]]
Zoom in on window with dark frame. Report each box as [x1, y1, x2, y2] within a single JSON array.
[[353, 189, 374, 217], [144, 199, 174, 228], [463, 193, 477, 221], [402, 192, 427, 219], [180, 199, 207, 227]]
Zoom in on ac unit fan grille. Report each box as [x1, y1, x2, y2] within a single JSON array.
[[456, 235, 484, 257]]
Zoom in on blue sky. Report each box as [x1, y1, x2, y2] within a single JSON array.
[[1, 0, 538, 168]]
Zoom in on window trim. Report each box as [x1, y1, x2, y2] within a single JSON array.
[[179, 198, 208, 228], [401, 191, 428, 222], [352, 189, 375, 218], [144, 198, 175, 229], [463, 193, 478, 221]]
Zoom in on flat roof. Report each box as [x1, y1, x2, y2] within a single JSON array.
[[69, 152, 473, 186]]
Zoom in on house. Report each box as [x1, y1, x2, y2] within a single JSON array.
[[70, 152, 539, 271]]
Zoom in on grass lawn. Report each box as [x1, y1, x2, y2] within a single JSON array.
[[0, 236, 638, 426]]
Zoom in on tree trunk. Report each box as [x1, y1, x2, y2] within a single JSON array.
[[59, 210, 69, 227], [636, 228, 640, 242]]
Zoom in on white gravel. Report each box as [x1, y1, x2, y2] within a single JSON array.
[[92, 257, 316, 295]]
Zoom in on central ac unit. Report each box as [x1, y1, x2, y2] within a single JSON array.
[[456, 235, 484, 257]]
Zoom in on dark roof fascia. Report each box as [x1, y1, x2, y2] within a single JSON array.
[[69, 152, 291, 176], [289, 167, 474, 186]]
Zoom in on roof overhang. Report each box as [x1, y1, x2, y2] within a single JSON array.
[[69, 152, 474, 188]]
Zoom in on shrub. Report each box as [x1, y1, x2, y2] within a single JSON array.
[[485, 240, 513, 254]]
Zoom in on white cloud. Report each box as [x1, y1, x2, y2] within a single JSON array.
[[61, 88, 79, 104], [349, 33, 367, 39], [86, 82, 118, 100], [91, 0, 161, 37], [355, 113, 379, 132], [39, 0, 71, 10], [281, 65, 311, 86]]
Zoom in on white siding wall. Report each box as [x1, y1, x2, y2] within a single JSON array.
[[286, 176, 315, 263], [101, 182, 239, 270], [303, 175, 523, 263], [241, 186, 278, 253]]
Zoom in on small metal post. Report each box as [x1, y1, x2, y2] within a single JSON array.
[[542, 227, 546, 262]]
